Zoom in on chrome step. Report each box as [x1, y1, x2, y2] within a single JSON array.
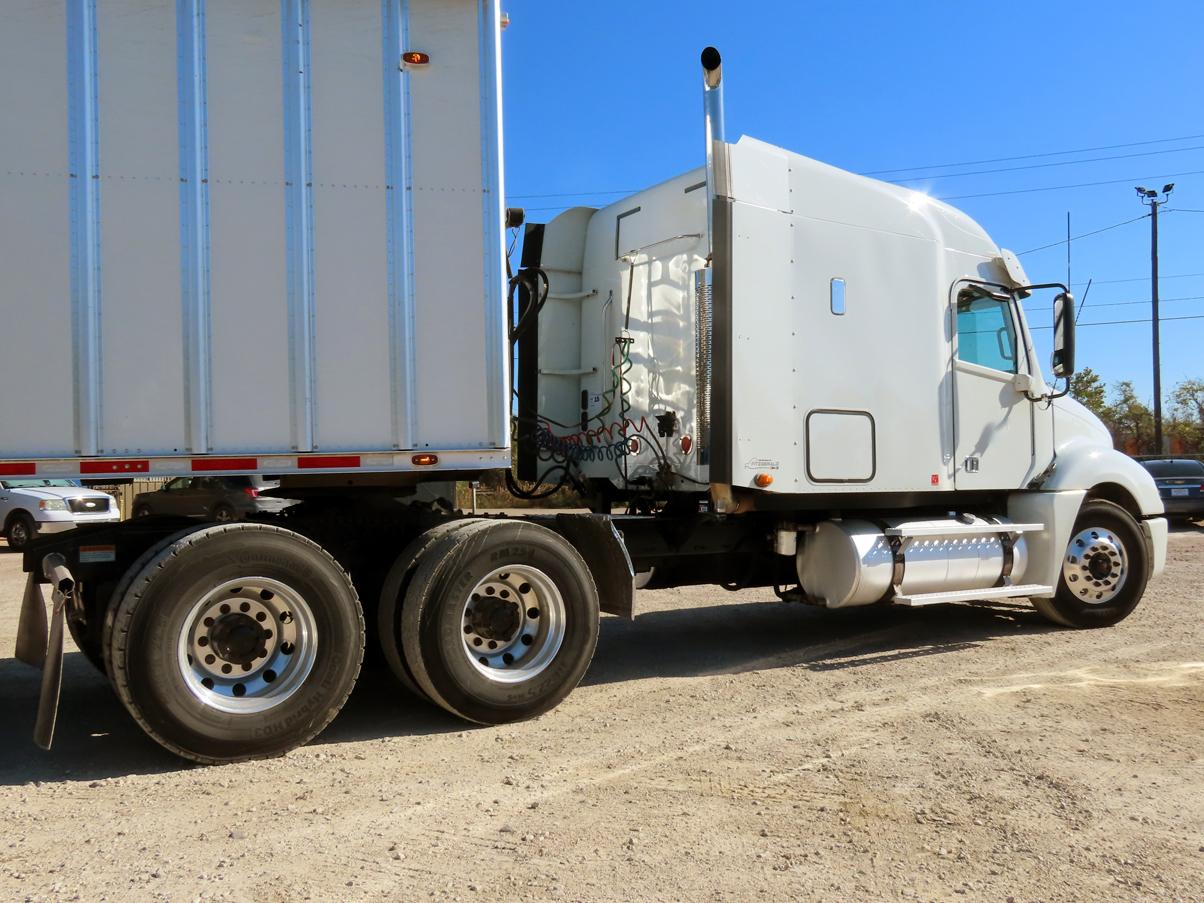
[[893, 583, 1054, 607], [884, 522, 1044, 539]]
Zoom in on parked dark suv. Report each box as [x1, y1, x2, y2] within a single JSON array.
[[132, 476, 295, 522], [1138, 458, 1204, 523]]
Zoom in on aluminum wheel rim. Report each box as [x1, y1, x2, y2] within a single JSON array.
[[461, 565, 565, 684], [9, 521, 29, 545], [176, 577, 318, 714], [1063, 527, 1128, 604]]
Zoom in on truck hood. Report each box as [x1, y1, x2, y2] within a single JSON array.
[[1053, 396, 1112, 447]]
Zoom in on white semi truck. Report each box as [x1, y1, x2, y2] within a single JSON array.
[[2, 2, 1166, 764]]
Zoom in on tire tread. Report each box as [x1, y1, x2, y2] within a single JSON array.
[[108, 523, 364, 765]]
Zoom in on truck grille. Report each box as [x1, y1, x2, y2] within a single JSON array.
[[68, 496, 111, 514]]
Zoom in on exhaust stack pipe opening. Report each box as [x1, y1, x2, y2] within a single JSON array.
[[700, 46, 726, 262], [701, 46, 722, 89], [700, 45, 725, 144]]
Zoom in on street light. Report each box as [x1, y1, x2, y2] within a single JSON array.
[[1135, 183, 1175, 453]]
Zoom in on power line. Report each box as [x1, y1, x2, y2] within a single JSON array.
[[521, 171, 1204, 212], [861, 133, 1204, 176], [1017, 213, 1149, 255], [1072, 294, 1204, 310], [887, 144, 1204, 185], [1029, 313, 1204, 330], [1071, 271, 1204, 286], [1022, 294, 1204, 310], [511, 134, 1204, 202], [509, 188, 635, 201], [514, 144, 1204, 200], [942, 168, 1204, 201]]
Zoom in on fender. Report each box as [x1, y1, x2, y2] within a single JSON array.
[[1039, 436, 1163, 518]]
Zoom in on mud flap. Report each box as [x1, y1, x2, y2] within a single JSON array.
[[34, 587, 68, 750], [554, 514, 635, 620], [17, 555, 76, 750], [15, 572, 48, 668]]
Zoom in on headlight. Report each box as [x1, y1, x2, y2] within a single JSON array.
[[38, 499, 68, 511]]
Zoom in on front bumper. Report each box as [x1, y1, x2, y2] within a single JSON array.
[[1159, 496, 1204, 517], [1142, 517, 1168, 577], [36, 516, 121, 535]]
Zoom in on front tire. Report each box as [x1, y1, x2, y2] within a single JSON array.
[[107, 524, 364, 763], [1033, 499, 1151, 629], [401, 521, 600, 725]]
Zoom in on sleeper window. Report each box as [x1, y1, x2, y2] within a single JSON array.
[[956, 293, 1018, 373]]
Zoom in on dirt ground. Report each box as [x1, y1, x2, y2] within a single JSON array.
[[1, 528, 1202, 903]]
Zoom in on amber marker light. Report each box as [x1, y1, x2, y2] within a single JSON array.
[[753, 473, 774, 488], [412, 453, 439, 466], [401, 51, 430, 66]]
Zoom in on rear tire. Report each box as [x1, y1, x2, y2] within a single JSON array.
[[401, 520, 600, 725], [211, 503, 236, 523], [376, 519, 481, 701], [5, 513, 35, 551], [107, 524, 364, 764], [1033, 499, 1150, 629]]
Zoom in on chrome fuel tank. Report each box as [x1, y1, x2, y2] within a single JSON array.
[[797, 517, 1029, 608]]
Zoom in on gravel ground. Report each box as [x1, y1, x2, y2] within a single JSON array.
[[1, 528, 1202, 902]]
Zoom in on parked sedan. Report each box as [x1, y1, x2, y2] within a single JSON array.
[[1, 478, 120, 551], [1139, 458, 1204, 522], [132, 476, 295, 522]]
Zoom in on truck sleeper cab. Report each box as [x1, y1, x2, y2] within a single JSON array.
[[2, 18, 1166, 765]]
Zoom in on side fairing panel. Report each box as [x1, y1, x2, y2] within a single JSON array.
[[719, 140, 952, 493]]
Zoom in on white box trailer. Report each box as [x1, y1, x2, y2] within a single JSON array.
[[3, 14, 1167, 766], [0, 0, 508, 474]]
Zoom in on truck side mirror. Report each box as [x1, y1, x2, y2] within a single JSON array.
[[1052, 291, 1076, 378]]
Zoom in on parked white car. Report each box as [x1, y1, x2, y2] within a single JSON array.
[[0, 479, 120, 551]]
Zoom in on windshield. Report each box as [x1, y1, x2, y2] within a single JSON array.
[[0, 479, 78, 489]]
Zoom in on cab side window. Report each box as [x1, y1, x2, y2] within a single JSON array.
[[956, 293, 1018, 373]]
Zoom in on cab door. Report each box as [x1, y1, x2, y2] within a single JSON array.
[[952, 286, 1035, 489]]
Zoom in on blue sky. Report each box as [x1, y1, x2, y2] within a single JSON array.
[[499, 0, 1204, 404]]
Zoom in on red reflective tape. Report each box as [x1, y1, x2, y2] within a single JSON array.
[[80, 459, 150, 474], [298, 455, 361, 469], [0, 462, 36, 476], [192, 457, 257, 472]]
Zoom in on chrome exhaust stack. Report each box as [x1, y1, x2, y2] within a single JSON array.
[[701, 46, 725, 263]]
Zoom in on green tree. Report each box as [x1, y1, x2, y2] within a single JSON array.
[[1106, 381, 1155, 454], [1070, 367, 1109, 421], [1167, 378, 1204, 452]]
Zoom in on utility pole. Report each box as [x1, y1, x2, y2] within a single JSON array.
[[1135, 183, 1174, 454]]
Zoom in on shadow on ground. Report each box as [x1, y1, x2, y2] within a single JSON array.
[[0, 593, 1056, 785]]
